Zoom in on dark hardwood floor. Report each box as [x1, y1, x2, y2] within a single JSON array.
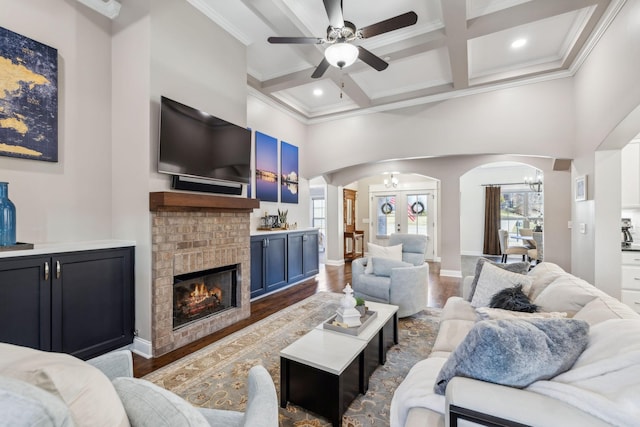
[[132, 261, 461, 377]]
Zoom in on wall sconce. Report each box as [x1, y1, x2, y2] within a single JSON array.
[[384, 173, 399, 188]]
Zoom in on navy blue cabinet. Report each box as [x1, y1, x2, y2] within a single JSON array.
[[251, 229, 319, 299], [0, 247, 134, 360], [250, 234, 287, 298]]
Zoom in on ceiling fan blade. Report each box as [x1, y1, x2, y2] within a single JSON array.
[[358, 46, 388, 71], [268, 36, 324, 44], [311, 58, 331, 79], [358, 11, 418, 39], [323, 0, 344, 28]]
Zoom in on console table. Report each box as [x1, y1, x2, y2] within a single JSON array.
[[280, 301, 398, 426]]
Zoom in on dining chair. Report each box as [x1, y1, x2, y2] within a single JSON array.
[[518, 227, 536, 249], [498, 229, 528, 263], [527, 231, 544, 264]]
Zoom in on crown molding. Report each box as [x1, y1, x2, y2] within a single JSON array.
[[76, 0, 121, 19]]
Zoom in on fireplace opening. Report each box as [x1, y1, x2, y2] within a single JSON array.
[[173, 264, 239, 330]]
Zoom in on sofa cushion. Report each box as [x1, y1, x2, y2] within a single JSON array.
[[356, 274, 391, 301], [364, 243, 403, 274], [112, 377, 209, 427], [370, 257, 413, 277], [0, 343, 130, 427], [573, 296, 640, 325], [433, 318, 589, 395], [533, 275, 602, 315], [0, 375, 75, 427], [467, 258, 530, 301], [475, 307, 567, 321], [470, 262, 533, 308], [526, 262, 568, 301]]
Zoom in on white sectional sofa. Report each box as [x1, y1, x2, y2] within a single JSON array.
[[390, 261, 640, 427]]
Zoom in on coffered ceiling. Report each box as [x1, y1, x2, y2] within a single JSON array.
[[189, 0, 621, 121]]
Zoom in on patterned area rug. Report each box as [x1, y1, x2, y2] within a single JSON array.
[[144, 292, 441, 426]]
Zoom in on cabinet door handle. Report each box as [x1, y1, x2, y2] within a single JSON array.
[[56, 260, 61, 279], [44, 262, 49, 281]]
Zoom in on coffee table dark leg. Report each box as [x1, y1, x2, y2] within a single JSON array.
[[280, 357, 289, 408]]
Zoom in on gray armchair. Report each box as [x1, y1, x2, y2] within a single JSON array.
[[351, 233, 429, 317], [89, 350, 279, 427]]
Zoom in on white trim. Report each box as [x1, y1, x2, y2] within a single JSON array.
[[187, 0, 253, 45], [130, 337, 152, 359], [324, 259, 346, 267], [76, 0, 121, 19], [440, 269, 462, 278]]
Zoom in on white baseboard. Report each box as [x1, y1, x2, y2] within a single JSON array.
[[130, 337, 152, 359], [440, 269, 462, 278], [324, 259, 345, 267]]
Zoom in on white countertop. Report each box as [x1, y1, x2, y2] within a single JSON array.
[[251, 227, 318, 236], [0, 240, 136, 258], [280, 328, 367, 375]]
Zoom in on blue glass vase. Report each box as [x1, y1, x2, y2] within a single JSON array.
[[0, 182, 16, 246]]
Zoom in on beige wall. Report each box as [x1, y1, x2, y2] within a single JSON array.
[[572, 0, 640, 287], [0, 0, 113, 243]]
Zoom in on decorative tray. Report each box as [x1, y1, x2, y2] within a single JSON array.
[[0, 242, 34, 252], [323, 310, 377, 336]]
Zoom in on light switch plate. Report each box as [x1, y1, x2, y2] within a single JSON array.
[[579, 223, 586, 234]]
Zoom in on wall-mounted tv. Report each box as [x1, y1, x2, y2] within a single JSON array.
[[158, 96, 251, 185]]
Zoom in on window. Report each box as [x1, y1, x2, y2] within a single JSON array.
[[375, 195, 395, 238], [312, 198, 326, 251], [500, 190, 543, 240], [407, 194, 429, 235]]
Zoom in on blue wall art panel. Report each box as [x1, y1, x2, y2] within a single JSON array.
[[255, 131, 278, 202], [280, 141, 298, 204], [0, 27, 58, 162]]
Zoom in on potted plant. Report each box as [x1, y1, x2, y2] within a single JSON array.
[[277, 208, 288, 229], [355, 297, 366, 317]]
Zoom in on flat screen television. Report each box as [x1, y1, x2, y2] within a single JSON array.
[[158, 96, 251, 185]]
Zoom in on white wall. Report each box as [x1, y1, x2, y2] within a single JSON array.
[[0, 0, 113, 243], [572, 0, 640, 286], [305, 78, 575, 178]]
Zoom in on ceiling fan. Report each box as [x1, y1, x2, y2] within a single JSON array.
[[267, 0, 418, 78]]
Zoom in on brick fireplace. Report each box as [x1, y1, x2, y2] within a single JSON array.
[[150, 192, 259, 356]]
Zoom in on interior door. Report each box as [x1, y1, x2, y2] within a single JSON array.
[[369, 190, 437, 260]]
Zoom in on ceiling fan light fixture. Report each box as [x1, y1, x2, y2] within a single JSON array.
[[324, 42, 359, 69]]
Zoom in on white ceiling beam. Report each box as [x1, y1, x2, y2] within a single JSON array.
[[441, 0, 469, 90]]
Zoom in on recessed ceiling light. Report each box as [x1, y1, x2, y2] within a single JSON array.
[[313, 88, 323, 96], [511, 38, 527, 49]]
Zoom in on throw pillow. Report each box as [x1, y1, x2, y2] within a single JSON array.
[[470, 262, 533, 308], [533, 275, 601, 315], [433, 318, 589, 395], [364, 243, 403, 274], [370, 257, 414, 277], [0, 376, 74, 427], [489, 285, 538, 312], [467, 258, 530, 301], [112, 377, 210, 427], [0, 343, 130, 427], [475, 307, 567, 321]]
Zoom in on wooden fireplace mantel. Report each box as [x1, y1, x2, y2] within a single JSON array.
[[149, 192, 260, 212]]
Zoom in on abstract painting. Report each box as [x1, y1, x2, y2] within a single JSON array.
[[0, 27, 58, 162], [280, 141, 298, 204], [255, 131, 278, 202]]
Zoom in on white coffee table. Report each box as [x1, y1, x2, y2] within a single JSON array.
[[280, 300, 399, 426]]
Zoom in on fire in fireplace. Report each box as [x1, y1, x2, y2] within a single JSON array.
[[173, 264, 238, 329]]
